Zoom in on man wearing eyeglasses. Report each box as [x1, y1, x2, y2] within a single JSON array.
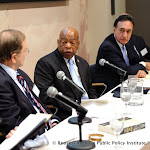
[[95, 14, 150, 92], [0, 29, 60, 143], [34, 27, 98, 121]]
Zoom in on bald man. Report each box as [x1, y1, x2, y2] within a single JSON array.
[[34, 27, 97, 121]]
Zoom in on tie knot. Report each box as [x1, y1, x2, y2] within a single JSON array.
[[122, 45, 125, 51], [16, 72, 24, 83], [17, 72, 21, 78], [68, 59, 74, 65]]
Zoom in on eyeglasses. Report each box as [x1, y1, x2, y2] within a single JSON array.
[[25, 48, 30, 54]]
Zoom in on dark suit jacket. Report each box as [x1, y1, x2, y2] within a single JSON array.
[[0, 67, 59, 142], [34, 49, 98, 120], [95, 34, 150, 91]]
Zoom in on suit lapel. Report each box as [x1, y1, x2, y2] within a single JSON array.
[[126, 42, 142, 63], [55, 49, 72, 80], [111, 34, 124, 58], [0, 67, 36, 112]]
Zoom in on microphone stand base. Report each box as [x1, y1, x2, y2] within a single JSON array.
[[68, 116, 92, 124], [67, 140, 95, 150]]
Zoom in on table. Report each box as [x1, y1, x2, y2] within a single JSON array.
[[33, 79, 150, 150]]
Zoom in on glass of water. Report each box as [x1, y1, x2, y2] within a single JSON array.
[[110, 116, 124, 149], [128, 77, 137, 94], [120, 81, 132, 117], [129, 78, 144, 106]]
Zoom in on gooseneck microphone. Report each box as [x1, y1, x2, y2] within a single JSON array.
[[47, 87, 95, 150], [46, 86, 95, 150], [56, 71, 85, 97], [99, 58, 127, 76], [47, 86, 87, 119]]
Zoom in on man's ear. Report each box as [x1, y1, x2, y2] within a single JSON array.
[[57, 39, 60, 45], [11, 53, 17, 64], [77, 41, 80, 49], [113, 27, 116, 32]]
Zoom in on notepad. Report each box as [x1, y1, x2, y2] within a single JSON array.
[[0, 113, 52, 150]]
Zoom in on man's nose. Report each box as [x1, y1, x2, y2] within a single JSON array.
[[65, 42, 72, 48], [122, 31, 128, 38]]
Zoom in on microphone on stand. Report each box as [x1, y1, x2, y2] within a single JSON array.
[[47, 86, 87, 119], [99, 58, 127, 83], [99, 58, 127, 76], [46, 86, 95, 150], [56, 71, 85, 100], [47, 86, 91, 124], [56, 71, 91, 124]]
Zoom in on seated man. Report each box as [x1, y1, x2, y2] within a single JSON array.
[[34, 27, 98, 121], [95, 14, 150, 92], [0, 29, 60, 143]]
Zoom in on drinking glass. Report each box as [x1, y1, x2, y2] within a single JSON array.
[[110, 116, 124, 149], [120, 81, 132, 117], [128, 78, 137, 94], [128, 78, 144, 106]]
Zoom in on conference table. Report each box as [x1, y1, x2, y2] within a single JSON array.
[[34, 78, 150, 150]]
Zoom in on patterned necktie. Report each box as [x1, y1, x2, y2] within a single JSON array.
[[68, 59, 88, 99], [17, 72, 52, 130], [122, 45, 130, 66]]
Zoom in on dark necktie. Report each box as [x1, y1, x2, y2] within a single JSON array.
[[68, 59, 88, 99], [122, 45, 130, 66], [17, 72, 51, 129]]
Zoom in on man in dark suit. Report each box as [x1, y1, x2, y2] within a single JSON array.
[[34, 27, 98, 121], [95, 14, 150, 91], [0, 29, 60, 143]]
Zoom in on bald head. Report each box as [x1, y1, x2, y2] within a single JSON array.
[[57, 27, 80, 59], [59, 27, 79, 41]]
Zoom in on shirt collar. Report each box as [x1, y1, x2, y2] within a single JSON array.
[[114, 34, 124, 50], [64, 56, 76, 64], [0, 63, 17, 80]]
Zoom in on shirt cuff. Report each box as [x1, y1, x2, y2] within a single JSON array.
[[139, 61, 146, 67], [51, 119, 59, 124]]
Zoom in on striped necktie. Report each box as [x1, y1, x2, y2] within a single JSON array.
[[122, 45, 130, 66], [68, 59, 89, 99], [17, 72, 52, 130]]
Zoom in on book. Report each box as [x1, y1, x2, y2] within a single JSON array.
[[0, 113, 52, 150], [98, 117, 145, 135]]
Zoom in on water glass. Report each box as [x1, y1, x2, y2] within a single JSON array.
[[110, 115, 124, 150], [120, 81, 132, 116], [128, 78, 143, 106], [128, 77, 137, 93]]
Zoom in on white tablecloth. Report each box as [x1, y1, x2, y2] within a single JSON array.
[[32, 85, 150, 150]]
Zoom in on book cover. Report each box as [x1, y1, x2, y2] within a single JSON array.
[[98, 117, 145, 135]]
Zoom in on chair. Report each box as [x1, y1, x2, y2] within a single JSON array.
[[90, 64, 107, 97], [46, 105, 58, 115]]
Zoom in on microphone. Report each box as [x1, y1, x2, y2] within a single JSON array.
[[47, 88, 94, 150], [47, 86, 87, 119], [99, 58, 127, 76], [56, 71, 85, 96]]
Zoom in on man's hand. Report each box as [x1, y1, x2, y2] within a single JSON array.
[[52, 122, 58, 128], [6, 126, 18, 138], [136, 70, 146, 78], [145, 62, 150, 71]]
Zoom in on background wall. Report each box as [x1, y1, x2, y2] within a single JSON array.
[[126, 0, 150, 47], [0, 0, 125, 80], [88, 0, 126, 65]]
